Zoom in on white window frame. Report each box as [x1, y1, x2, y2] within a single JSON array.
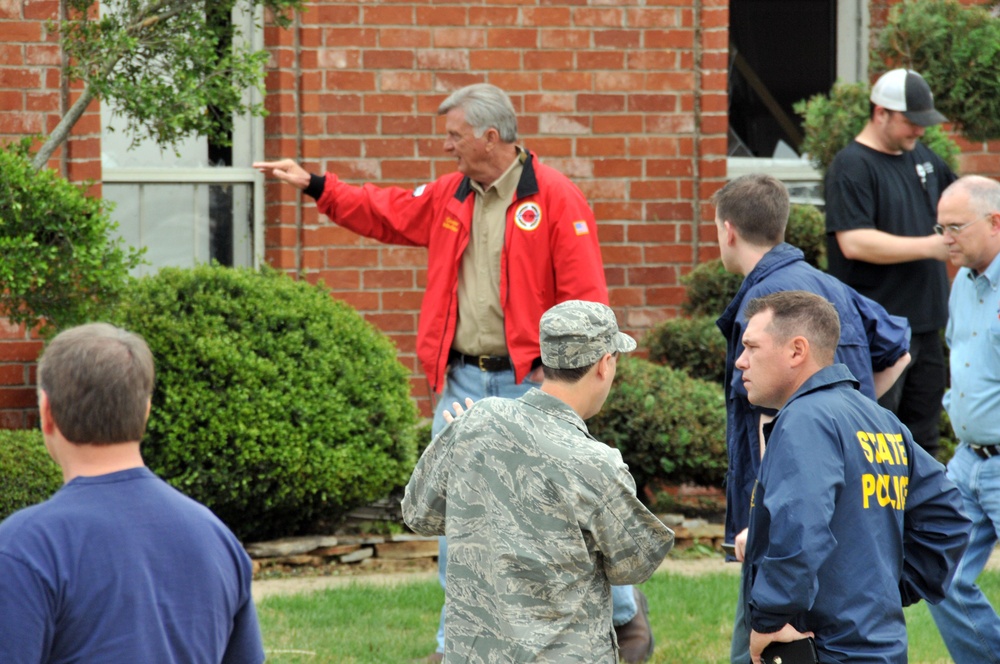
[[101, 4, 266, 273], [726, 0, 869, 196]]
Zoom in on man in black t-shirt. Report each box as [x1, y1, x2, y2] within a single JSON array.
[[825, 69, 957, 459]]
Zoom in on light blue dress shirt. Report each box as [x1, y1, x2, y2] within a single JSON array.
[[944, 251, 1000, 445]]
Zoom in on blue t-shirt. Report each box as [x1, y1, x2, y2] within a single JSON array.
[[0, 467, 264, 663]]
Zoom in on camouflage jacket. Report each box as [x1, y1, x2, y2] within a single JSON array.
[[403, 388, 675, 663]]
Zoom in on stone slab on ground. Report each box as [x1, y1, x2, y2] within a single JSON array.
[[375, 538, 440, 560], [339, 547, 374, 564], [245, 536, 341, 558]]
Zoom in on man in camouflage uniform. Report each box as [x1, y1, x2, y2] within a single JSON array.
[[403, 300, 675, 663]]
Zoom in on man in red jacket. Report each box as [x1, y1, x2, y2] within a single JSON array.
[[256, 84, 654, 662]]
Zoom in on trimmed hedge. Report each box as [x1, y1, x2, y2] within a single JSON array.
[[786, 204, 826, 271], [588, 357, 727, 497], [0, 138, 143, 334], [0, 429, 62, 521], [109, 264, 419, 541], [643, 316, 726, 384], [680, 259, 742, 319]]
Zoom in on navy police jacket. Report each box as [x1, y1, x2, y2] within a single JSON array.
[[717, 243, 910, 545], [744, 365, 970, 663]]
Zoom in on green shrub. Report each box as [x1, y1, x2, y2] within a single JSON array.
[[414, 419, 434, 459], [794, 80, 960, 176], [0, 429, 62, 521], [0, 138, 143, 335], [108, 264, 419, 541], [787, 204, 827, 270], [588, 357, 727, 496], [874, 0, 1000, 143], [937, 409, 958, 465], [643, 316, 726, 384], [680, 259, 743, 318]]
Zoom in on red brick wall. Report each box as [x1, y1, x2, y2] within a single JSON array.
[[0, 1, 103, 184], [260, 0, 729, 416], [1, 0, 102, 428], [0, 320, 42, 430], [2, 0, 57, 429], [12, 0, 996, 427]]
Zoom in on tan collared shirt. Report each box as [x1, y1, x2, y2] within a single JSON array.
[[452, 152, 524, 357]]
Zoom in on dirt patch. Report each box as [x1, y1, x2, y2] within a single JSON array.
[[253, 547, 1000, 602], [252, 554, 738, 601]]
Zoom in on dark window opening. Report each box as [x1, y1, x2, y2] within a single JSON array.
[[207, 0, 236, 266], [728, 0, 837, 158]]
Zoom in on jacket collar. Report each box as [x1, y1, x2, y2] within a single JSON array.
[[717, 243, 804, 338], [453, 148, 538, 203], [762, 364, 860, 441], [784, 363, 860, 408], [521, 387, 593, 439]]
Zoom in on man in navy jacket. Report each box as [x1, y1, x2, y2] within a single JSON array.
[[738, 291, 969, 664], [714, 174, 912, 663]]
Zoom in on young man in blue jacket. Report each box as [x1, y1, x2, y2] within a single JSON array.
[[714, 174, 913, 663], [738, 291, 969, 664]]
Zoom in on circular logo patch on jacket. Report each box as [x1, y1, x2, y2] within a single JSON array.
[[514, 202, 542, 231]]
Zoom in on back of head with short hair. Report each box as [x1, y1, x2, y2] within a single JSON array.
[[437, 83, 518, 143], [744, 290, 840, 366], [711, 173, 789, 247], [541, 361, 598, 384], [38, 323, 155, 444]]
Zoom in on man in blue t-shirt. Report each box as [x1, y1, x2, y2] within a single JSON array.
[[0, 323, 264, 664]]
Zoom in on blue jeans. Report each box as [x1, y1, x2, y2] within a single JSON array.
[[431, 360, 637, 652], [730, 565, 751, 664], [927, 445, 1000, 664]]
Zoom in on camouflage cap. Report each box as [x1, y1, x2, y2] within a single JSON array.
[[540, 300, 637, 369]]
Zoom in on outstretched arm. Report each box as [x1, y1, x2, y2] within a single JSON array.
[[253, 159, 311, 191]]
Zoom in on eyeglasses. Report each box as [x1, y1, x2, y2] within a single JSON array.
[[934, 214, 992, 236]]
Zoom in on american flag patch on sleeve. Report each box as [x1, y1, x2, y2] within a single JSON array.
[[573, 220, 589, 235]]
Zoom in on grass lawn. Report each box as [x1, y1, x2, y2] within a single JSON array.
[[257, 567, 1000, 663]]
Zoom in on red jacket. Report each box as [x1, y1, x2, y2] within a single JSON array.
[[315, 150, 609, 392]]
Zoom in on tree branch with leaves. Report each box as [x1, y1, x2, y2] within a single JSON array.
[[32, 0, 301, 171], [2, 0, 302, 333]]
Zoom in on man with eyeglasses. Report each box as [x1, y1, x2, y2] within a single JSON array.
[[825, 69, 957, 460], [926, 175, 1000, 663]]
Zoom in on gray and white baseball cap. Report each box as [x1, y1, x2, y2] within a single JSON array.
[[540, 300, 637, 369], [870, 69, 947, 127]]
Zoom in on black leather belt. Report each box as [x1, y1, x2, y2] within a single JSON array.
[[450, 351, 512, 372], [971, 444, 1000, 460]]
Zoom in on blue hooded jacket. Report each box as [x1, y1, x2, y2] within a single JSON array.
[[717, 243, 910, 545]]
